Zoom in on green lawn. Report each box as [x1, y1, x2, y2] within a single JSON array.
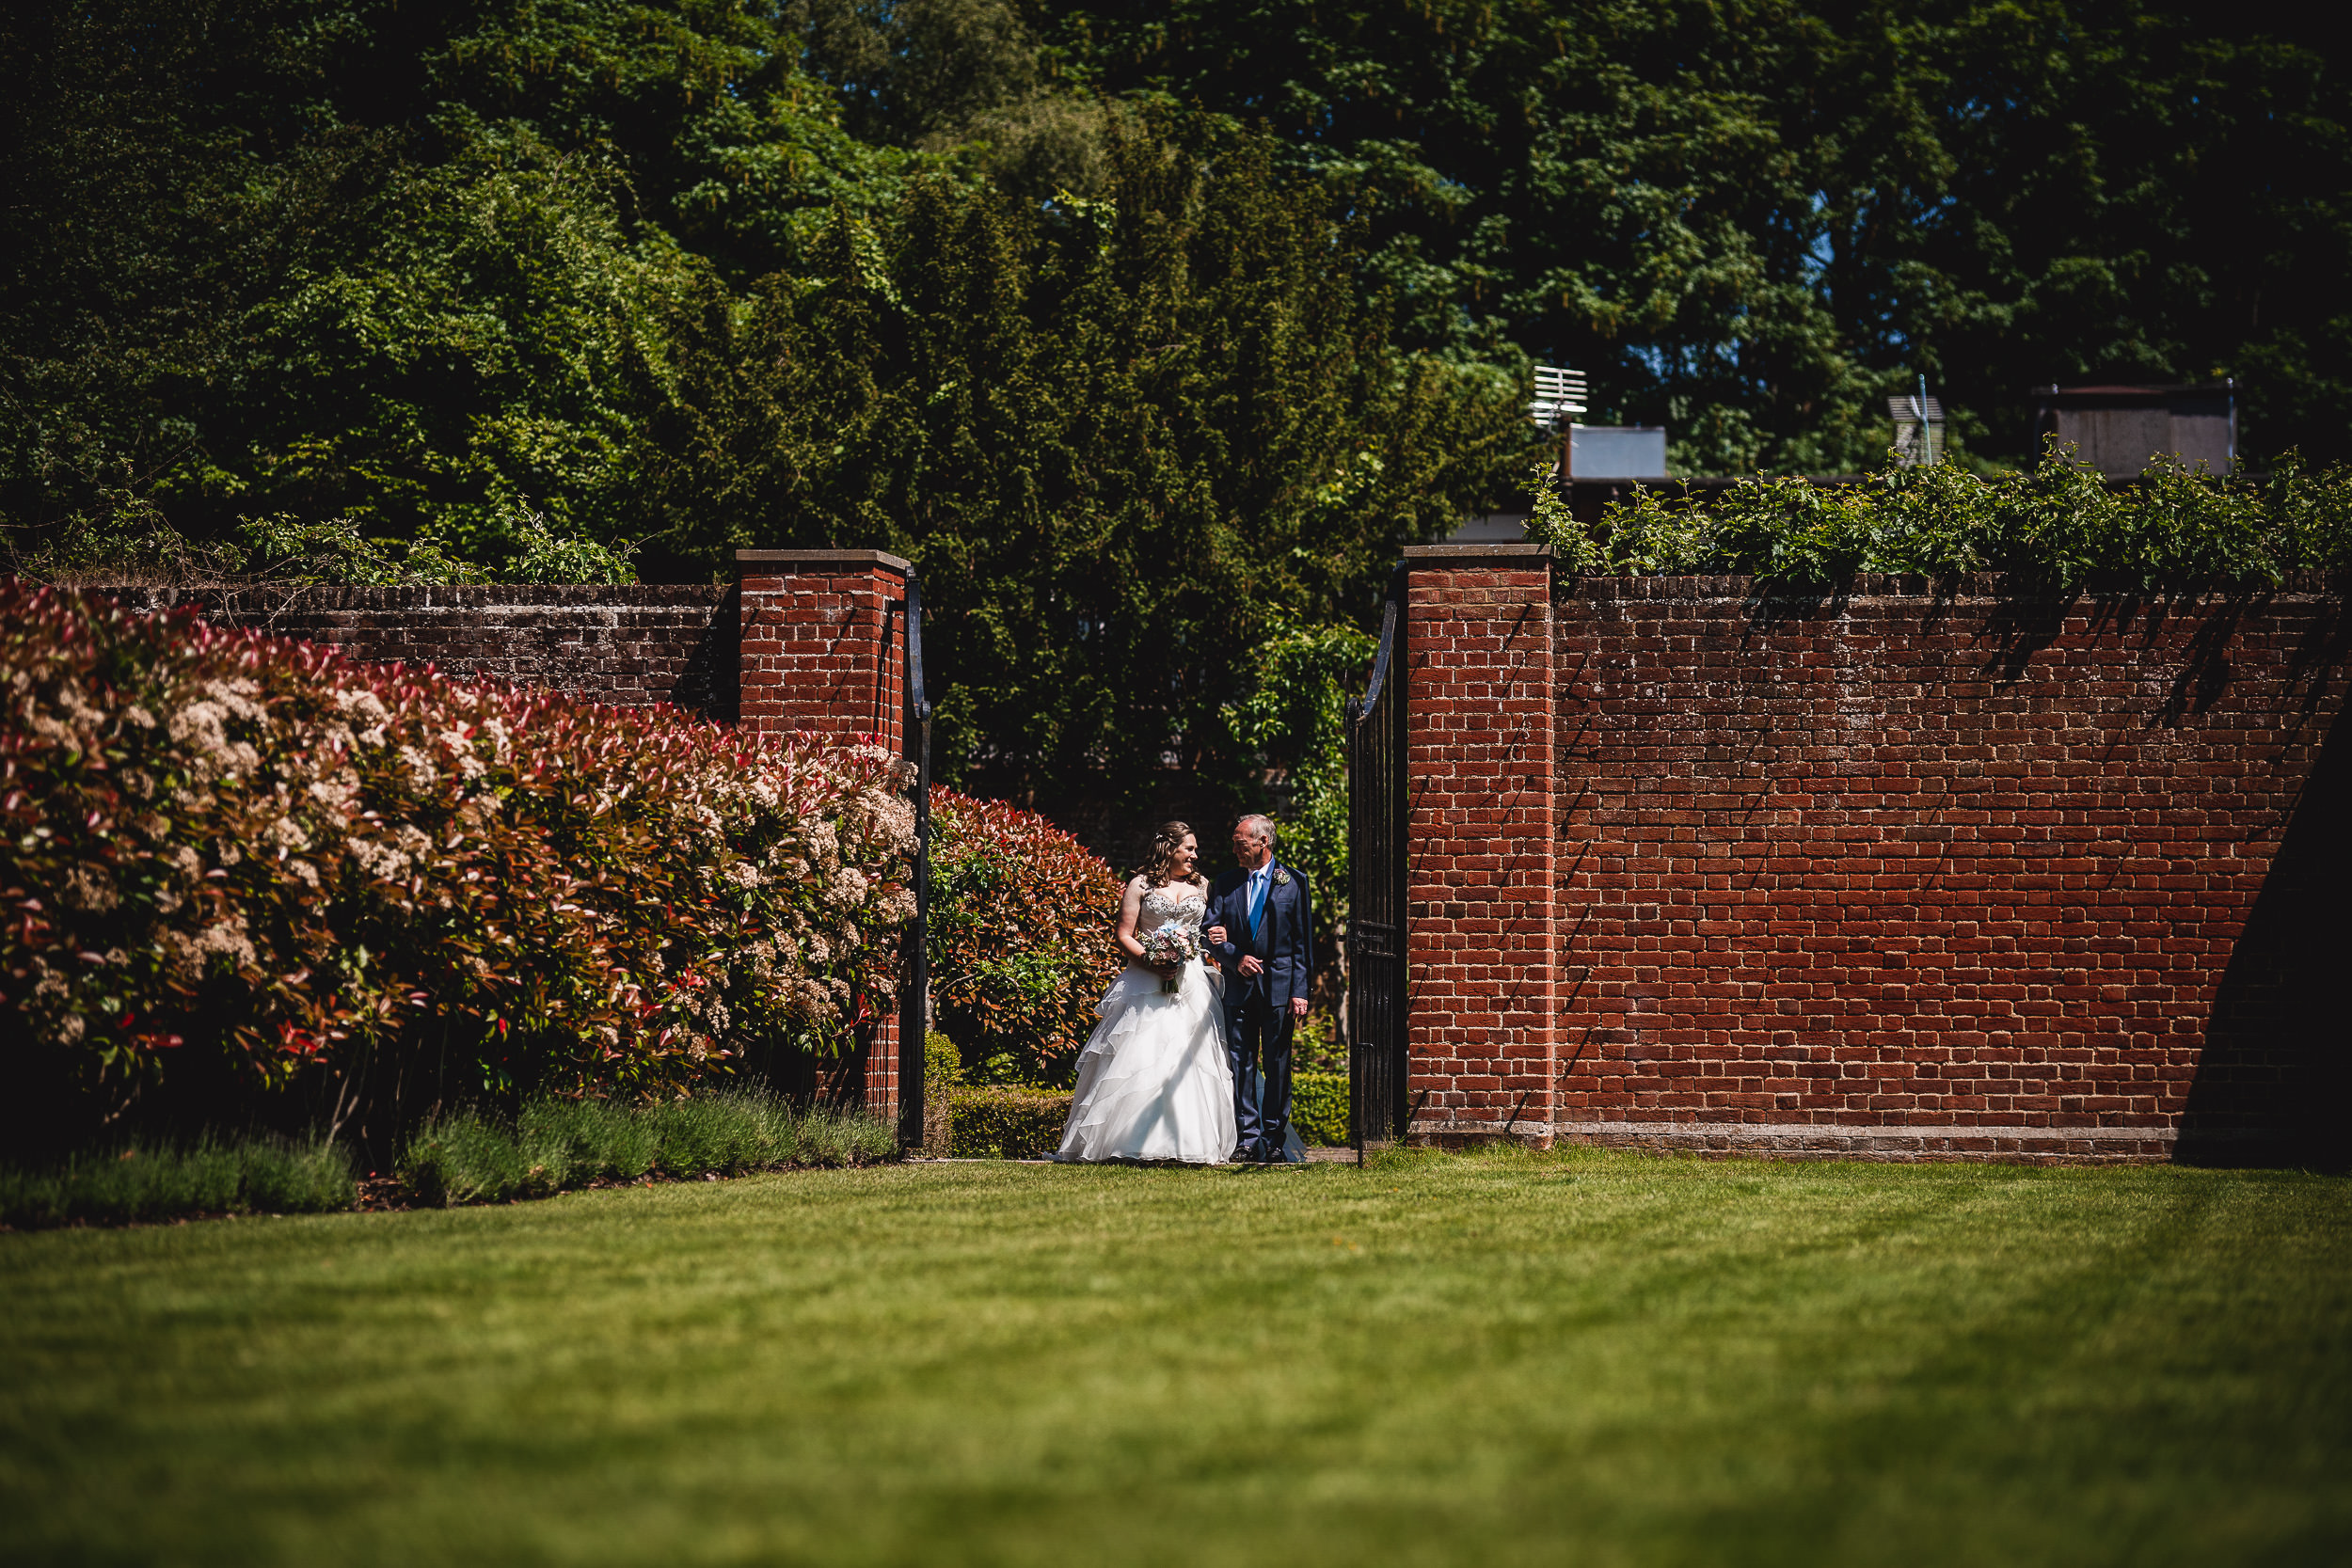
[[4, 1148, 2348, 1566]]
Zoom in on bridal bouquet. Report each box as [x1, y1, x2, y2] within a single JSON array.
[[1137, 927, 1201, 992]]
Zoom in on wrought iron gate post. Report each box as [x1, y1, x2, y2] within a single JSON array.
[[898, 575, 933, 1150], [1345, 572, 1409, 1162]]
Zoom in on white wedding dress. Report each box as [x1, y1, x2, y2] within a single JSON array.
[[1055, 883, 1239, 1164]]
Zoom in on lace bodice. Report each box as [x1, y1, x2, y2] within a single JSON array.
[[1138, 882, 1207, 937]]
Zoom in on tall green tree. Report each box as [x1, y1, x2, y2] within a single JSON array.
[[642, 117, 1524, 814], [0, 0, 946, 570]]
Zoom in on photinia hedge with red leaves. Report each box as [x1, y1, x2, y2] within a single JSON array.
[[0, 584, 916, 1150], [926, 787, 1125, 1085]]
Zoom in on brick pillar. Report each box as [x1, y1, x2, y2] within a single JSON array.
[[735, 549, 912, 1121], [1402, 543, 1559, 1147], [736, 549, 911, 751]]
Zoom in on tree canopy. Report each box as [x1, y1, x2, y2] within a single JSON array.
[[1020, 0, 2350, 471], [3, 0, 2345, 820]]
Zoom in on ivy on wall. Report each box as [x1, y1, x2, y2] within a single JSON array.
[[1530, 448, 2352, 592]]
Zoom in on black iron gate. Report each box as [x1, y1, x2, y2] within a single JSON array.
[[1345, 576, 1408, 1160], [897, 575, 934, 1150]]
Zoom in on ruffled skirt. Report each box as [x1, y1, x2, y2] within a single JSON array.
[[1055, 960, 1236, 1164]]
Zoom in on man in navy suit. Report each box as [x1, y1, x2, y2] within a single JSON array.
[[1205, 815, 1314, 1163]]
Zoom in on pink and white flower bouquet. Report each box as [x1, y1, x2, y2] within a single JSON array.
[[1137, 926, 1201, 992]]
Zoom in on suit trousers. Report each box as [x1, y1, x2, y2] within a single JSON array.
[[1225, 985, 1295, 1161]]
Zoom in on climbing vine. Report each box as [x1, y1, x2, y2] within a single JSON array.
[[1528, 447, 2352, 592]]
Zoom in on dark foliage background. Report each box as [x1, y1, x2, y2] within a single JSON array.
[[4, 0, 2345, 829], [1020, 0, 2351, 473]]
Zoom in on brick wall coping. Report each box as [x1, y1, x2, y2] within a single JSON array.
[[1401, 542, 1552, 564], [1555, 570, 2345, 602], [735, 548, 911, 574], [107, 584, 728, 610]]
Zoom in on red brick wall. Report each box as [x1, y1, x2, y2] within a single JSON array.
[[1396, 560, 2347, 1162], [1403, 546, 1560, 1147], [118, 585, 734, 717], [1519, 574, 2348, 1164], [735, 549, 914, 1122]]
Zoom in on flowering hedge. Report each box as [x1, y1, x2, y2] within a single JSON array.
[[0, 585, 916, 1146], [927, 787, 1125, 1085]]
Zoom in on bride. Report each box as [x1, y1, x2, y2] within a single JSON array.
[[1054, 821, 1238, 1164]]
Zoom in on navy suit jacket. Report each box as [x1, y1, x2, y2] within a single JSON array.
[[1207, 862, 1314, 1006]]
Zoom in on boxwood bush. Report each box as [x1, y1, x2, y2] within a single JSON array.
[[947, 1086, 1074, 1159], [0, 585, 918, 1157], [1292, 1069, 1348, 1148]]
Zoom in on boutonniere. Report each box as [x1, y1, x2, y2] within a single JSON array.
[[1272, 867, 1292, 887]]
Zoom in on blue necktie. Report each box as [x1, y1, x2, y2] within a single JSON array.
[[1248, 871, 1269, 944]]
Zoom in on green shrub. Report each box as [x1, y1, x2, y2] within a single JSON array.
[[396, 1090, 895, 1207], [1292, 1070, 1349, 1148], [234, 1136, 362, 1213], [651, 1094, 779, 1177], [0, 585, 920, 1147], [1527, 445, 2352, 591], [924, 1031, 962, 1091], [789, 1102, 897, 1168], [399, 1114, 535, 1208], [517, 1096, 660, 1186], [927, 789, 1125, 1086], [1223, 621, 1376, 958], [0, 1093, 892, 1225], [922, 1031, 960, 1155], [947, 1086, 1073, 1160], [0, 1134, 355, 1228]]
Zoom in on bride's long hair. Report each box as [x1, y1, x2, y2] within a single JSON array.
[[1137, 820, 1206, 889]]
